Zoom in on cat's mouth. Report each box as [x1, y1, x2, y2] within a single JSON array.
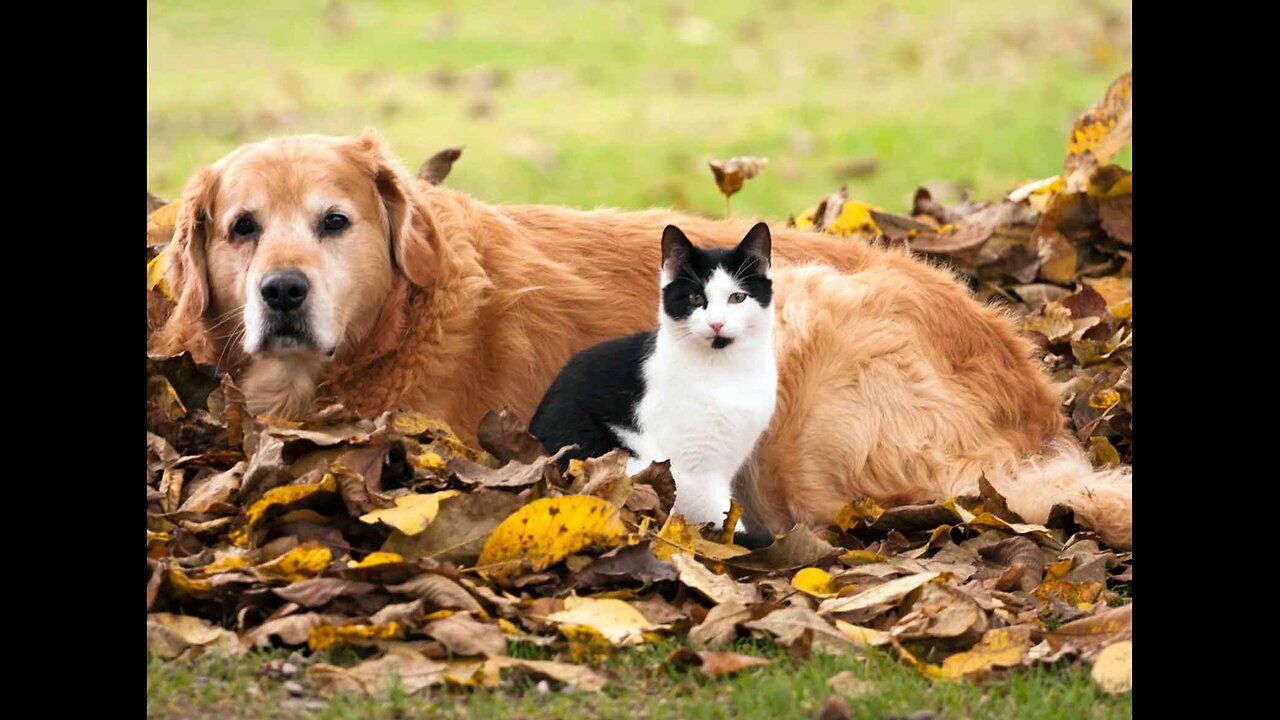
[[711, 336, 734, 350]]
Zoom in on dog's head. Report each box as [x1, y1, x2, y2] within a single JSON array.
[[162, 131, 439, 369]]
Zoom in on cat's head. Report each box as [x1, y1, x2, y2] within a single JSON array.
[[659, 222, 773, 351]]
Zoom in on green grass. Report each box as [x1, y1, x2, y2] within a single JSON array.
[[147, 0, 1132, 218], [148, 639, 1130, 719]]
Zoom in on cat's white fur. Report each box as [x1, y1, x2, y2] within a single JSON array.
[[614, 265, 777, 531]]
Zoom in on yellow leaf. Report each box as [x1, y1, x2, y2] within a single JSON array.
[[718, 501, 744, 544], [254, 543, 333, 583], [560, 624, 612, 664], [940, 627, 1032, 679], [147, 250, 172, 299], [1045, 558, 1074, 580], [231, 474, 338, 547], [147, 531, 170, 543], [168, 569, 214, 597], [1088, 437, 1121, 468], [546, 596, 659, 646], [1035, 580, 1103, 608], [308, 622, 401, 652], [1091, 641, 1132, 694], [347, 551, 405, 568], [476, 496, 626, 580], [1089, 389, 1121, 411], [652, 514, 697, 561], [838, 549, 888, 565], [147, 200, 180, 243], [1084, 277, 1132, 318], [423, 609, 455, 622], [1064, 71, 1132, 191], [835, 497, 884, 530], [359, 491, 460, 536], [201, 555, 251, 575], [791, 567, 838, 598], [827, 199, 880, 236], [833, 620, 889, 647]]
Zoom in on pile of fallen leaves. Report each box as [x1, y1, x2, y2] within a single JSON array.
[[147, 72, 1133, 698], [784, 71, 1132, 466]]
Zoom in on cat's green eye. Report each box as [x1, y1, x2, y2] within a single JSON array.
[[689, 293, 705, 306], [728, 292, 747, 304]]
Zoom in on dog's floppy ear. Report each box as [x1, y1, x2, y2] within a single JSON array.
[[156, 165, 219, 360], [351, 130, 440, 288]]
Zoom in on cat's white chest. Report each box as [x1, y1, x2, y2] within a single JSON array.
[[625, 339, 777, 504]]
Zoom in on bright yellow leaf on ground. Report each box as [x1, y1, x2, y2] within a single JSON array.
[[546, 596, 659, 646], [940, 627, 1033, 679], [791, 567, 838, 598], [308, 622, 401, 651], [254, 543, 333, 583], [476, 496, 626, 579], [652, 514, 697, 561], [835, 497, 885, 530], [347, 551, 405, 568], [359, 491, 460, 536], [231, 474, 338, 547]]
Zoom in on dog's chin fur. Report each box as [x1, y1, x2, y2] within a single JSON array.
[[240, 353, 324, 419], [156, 133, 1133, 549]]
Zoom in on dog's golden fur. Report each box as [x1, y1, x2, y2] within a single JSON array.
[[155, 132, 1132, 548]]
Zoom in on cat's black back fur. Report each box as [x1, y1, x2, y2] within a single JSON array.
[[530, 330, 655, 463]]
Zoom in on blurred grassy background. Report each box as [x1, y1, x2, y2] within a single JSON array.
[[147, 0, 1132, 219]]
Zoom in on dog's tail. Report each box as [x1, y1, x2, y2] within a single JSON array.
[[984, 438, 1132, 549]]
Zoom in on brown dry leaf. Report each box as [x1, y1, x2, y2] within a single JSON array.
[[668, 648, 772, 677], [1043, 604, 1133, 660], [476, 409, 546, 464], [147, 613, 243, 660], [570, 544, 676, 590], [247, 612, 347, 647], [630, 460, 677, 517], [477, 496, 626, 580], [818, 572, 940, 616], [273, 578, 378, 608], [310, 647, 448, 696], [577, 449, 634, 508], [743, 605, 856, 654], [448, 446, 571, 489], [418, 146, 463, 185], [687, 602, 753, 648], [1090, 640, 1132, 694], [892, 582, 984, 641], [670, 553, 760, 605], [491, 656, 607, 692], [726, 524, 837, 572], [423, 613, 507, 656], [387, 574, 483, 613], [708, 157, 768, 198], [827, 670, 876, 697]]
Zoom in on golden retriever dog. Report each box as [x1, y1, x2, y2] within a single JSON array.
[[154, 131, 1132, 548]]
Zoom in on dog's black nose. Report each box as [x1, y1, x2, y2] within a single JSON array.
[[260, 269, 310, 312]]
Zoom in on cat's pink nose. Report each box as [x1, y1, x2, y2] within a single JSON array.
[[710, 322, 724, 333]]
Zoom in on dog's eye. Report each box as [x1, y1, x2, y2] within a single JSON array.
[[322, 213, 349, 234], [232, 215, 257, 238], [689, 292, 705, 307], [727, 292, 747, 304]]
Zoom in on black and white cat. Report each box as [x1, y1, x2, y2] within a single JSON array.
[[530, 223, 777, 531]]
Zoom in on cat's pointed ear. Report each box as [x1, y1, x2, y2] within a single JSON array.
[[737, 222, 771, 275], [661, 225, 692, 285]]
